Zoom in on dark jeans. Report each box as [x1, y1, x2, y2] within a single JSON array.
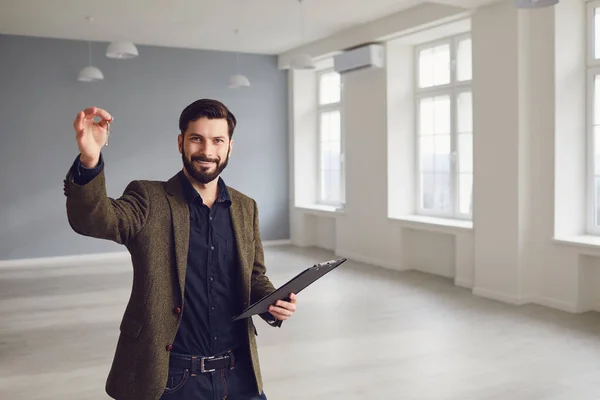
[[159, 348, 268, 400]]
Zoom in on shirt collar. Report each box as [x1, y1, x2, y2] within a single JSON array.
[[177, 170, 232, 207]]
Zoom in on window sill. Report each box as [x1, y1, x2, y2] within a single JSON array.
[[553, 235, 600, 254], [295, 204, 345, 217], [389, 215, 473, 234]]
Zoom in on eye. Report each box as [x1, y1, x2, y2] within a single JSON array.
[[215, 139, 225, 143]]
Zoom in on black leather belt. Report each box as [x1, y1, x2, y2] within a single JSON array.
[[169, 350, 236, 375]]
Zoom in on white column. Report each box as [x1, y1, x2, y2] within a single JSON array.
[[471, 0, 554, 303]]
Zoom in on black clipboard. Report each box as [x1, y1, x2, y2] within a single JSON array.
[[232, 258, 347, 321]]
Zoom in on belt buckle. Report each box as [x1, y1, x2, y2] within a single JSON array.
[[200, 356, 216, 373]]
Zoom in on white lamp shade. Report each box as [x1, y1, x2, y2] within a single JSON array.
[[106, 40, 139, 59], [78, 66, 104, 82], [290, 53, 315, 70], [515, 0, 558, 8], [229, 74, 251, 88]]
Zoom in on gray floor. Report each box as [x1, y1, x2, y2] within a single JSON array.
[[1, 245, 599, 399]]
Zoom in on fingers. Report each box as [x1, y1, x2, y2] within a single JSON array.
[[268, 306, 292, 320], [74, 107, 113, 137], [268, 294, 298, 320], [277, 298, 296, 311], [82, 106, 113, 122], [73, 111, 85, 135]]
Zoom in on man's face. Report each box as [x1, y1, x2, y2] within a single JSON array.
[[178, 117, 232, 184]]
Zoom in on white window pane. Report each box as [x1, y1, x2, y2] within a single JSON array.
[[595, 126, 600, 175], [433, 44, 451, 86], [320, 169, 331, 202], [320, 113, 331, 142], [596, 8, 600, 59], [331, 152, 341, 171], [457, 38, 472, 81], [434, 96, 451, 135], [320, 110, 341, 143], [320, 150, 328, 172], [329, 170, 341, 204], [321, 169, 342, 204], [419, 48, 434, 88], [319, 71, 341, 105], [329, 110, 341, 142], [458, 133, 473, 174], [320, 141, 331, 170], [323, 141, 341, 170], [434, 173, 451, 212], [457, 91, 473, 133], [420, 98, 434, 135], [421, 173, 434, 209], [459, 173, 473, 215], [419, 44, 450, 88], [435, 134, 451, 173], [420, 136, 435, 173]]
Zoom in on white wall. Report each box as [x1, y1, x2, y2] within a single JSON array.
[[285, 0, 600, 314]]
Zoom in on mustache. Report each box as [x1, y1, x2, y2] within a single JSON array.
[[191, 155, 219, 163]]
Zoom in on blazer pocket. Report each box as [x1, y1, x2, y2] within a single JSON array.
[[119, 314, 143, 339]]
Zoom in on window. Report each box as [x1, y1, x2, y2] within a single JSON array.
[[415, 34, 472, 219], [317, 69, 344, 206], [588, 1, 600, 233]]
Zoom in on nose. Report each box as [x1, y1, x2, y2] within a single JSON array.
[[198, 142, 216, 159]]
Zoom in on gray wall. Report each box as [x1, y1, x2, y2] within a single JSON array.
[[0, 35, 289, 260]]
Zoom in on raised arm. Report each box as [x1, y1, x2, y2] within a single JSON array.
[[64, 107, 150, 245]]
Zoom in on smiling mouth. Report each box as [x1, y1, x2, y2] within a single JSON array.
[[195, 160, 216, 166]]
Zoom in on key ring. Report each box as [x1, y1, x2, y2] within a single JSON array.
[[105, 121, 111, 146]]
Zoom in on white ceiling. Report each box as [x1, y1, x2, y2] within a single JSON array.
[[0, 0, 434, 55]]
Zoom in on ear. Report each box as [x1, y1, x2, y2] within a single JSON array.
[[228, 139, 233, 155], [178, 134, 183, 154]]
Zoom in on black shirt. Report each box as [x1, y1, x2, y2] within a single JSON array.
[[171, 170, 247, 356]]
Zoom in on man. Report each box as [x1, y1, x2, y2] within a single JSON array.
[[64, 99, 297, 400]]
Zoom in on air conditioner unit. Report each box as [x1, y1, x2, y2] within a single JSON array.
[[333, 43, 385, 74]]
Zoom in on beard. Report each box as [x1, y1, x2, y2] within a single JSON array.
[[182, 146, 230, 184]]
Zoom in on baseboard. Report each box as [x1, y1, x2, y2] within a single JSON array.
[[473, 286, 582, 313], [454, 278, 474, 289], [335, 249, 404, 271], [529, 296, 580, 313], [473, 286, 527, 305], [0, 239, 291, 269]]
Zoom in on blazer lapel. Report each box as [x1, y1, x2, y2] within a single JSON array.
[[229, 191, 252, 301], [166, 173, 190, 300]]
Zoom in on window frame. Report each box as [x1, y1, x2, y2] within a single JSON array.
[[587, 0, 600, 234], [413, 33, 473, 220], [316, 67, 345, 207]]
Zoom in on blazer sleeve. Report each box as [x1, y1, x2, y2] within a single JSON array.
[[249, 199, 283, 328], [64, 155, 150, 246]]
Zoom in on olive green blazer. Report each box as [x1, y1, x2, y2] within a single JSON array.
[[64, 165, 279, 400]]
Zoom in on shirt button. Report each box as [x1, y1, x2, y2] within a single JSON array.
[[166, 344, 173, 351], [211, 306, 215, 311], [209, 277, 214, 282], [210, 246, 215, 250], [214, 336, 218, 341], [173, 307, 182, 314]]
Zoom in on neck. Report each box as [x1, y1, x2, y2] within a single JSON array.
[[182, 168, 220, 200]]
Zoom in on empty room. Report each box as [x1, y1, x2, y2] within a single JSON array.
[[1, 0, 600, 399]]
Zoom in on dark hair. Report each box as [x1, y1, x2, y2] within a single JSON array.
[[179, 99, 237, 138]]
